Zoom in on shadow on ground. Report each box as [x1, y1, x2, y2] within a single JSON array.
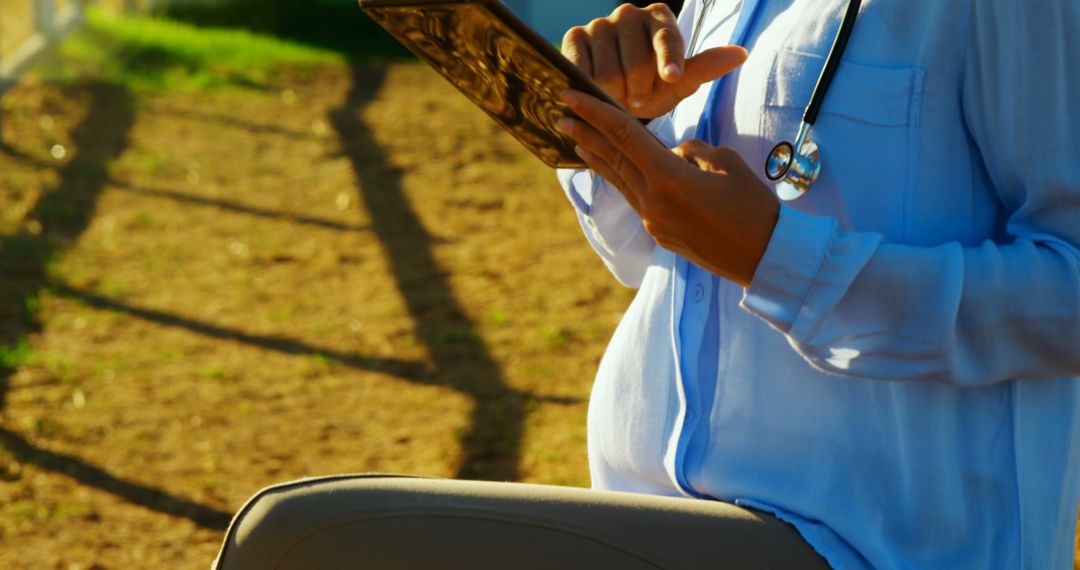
[[0, 81, 135, 409], [330, 66, 526, 481], [0, 15, 540, 539], [0, 81, 233, 530]]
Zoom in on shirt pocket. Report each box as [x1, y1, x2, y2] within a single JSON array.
[[759, 49, 926, 240]]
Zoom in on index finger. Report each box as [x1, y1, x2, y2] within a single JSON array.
[[561, 26, 594, 77], [645, 4, 685, 82], [561, 89, 670, 174]]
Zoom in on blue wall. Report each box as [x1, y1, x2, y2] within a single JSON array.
[[502, 0, 621, 44]]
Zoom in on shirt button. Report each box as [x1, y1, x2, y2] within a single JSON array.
[[585, 218, 598, 229], [692, 283, 705, 303]]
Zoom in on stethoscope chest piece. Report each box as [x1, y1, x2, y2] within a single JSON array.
[[766, 132, 821, 202]]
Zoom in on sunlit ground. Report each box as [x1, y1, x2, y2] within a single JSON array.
[[0, 7, 635, 567]]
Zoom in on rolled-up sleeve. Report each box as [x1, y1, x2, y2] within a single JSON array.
[[741, 0, 1080, 386]]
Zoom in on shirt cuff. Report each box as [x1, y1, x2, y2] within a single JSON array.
[[557, 168, 602, 216], [740, 204, 837, 333]]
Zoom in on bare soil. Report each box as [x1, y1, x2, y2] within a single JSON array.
[[0, 63, 634, 568]]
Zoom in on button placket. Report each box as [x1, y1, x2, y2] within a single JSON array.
[[693, 282, 706, 302], [673, 264, 713, 497]]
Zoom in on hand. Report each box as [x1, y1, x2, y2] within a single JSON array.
[[556, 89, 780, 287], [561, 3, 748, 119]]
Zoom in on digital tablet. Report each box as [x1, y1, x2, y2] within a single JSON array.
[[359, 0, 631, 168]]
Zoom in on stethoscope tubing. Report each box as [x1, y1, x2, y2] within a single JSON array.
[[766, 0, 863, 196], [688, 0, 864, 198], [686, 0, 716, 56], [802, 0, 863, 126]]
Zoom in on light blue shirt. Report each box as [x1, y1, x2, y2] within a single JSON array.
[[558, 0, 1080, 568]]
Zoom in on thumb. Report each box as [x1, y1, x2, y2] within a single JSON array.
[[680, 46, 748, 92]]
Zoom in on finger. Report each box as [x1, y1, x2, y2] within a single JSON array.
[[557, 116, 647, 195], [614, 9, 656, 109], [645, 4, 685, 82], [561, 89, 671, 176], [574, 146, 641, 211], [676, 45, 748, 98], [586, 19, 627, 101], [673, 139, 731, 172], [562, 26, 593, 77]]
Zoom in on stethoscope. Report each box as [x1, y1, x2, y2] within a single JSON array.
[[691, 0, 863, 201]]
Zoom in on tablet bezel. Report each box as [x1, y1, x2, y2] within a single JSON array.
[[359, 0, 633, 168]]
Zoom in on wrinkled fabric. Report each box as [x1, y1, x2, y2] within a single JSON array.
[[557, 0, 1080, 568]]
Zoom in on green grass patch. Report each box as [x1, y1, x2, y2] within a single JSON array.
[[489, 308, 512, 326], [61, 7, 344, 91], [199, 365, 236, 381], [157, 0, 414, 62], [0, 340, 34, 369], [298, 353, 340, 377]]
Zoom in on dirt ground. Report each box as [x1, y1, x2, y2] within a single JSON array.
[[0, 62, 636, 568]]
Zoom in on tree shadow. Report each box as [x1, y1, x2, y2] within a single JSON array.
[[329, 66, 525, 481], [0, 81, 231, 531], [146, 104, 320, 140], [0, 142, 55, 171], [0, 426, 232, 530], [0, 81, 135, 412], [48, 282, 427, 380], [47, 281, 579, 407], [107, 178, 373, 233]]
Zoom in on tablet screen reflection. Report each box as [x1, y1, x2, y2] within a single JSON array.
[[365, 4, 581, 168]]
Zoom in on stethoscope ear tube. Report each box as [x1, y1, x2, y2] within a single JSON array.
[[802, 0, 862, 127]]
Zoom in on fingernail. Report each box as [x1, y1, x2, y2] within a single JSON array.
[[630, 98, 644, 109], [555, 117, 573, 134], [560, 89, 579, 105], [663, 63, 682, 80]]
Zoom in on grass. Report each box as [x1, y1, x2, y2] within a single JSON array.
[[61, 6, 344, 91], [157, 0, 414, 61], [0, 340, 33, 369]]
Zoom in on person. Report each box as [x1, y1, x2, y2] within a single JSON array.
[[214, 1, 1080, 568]]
